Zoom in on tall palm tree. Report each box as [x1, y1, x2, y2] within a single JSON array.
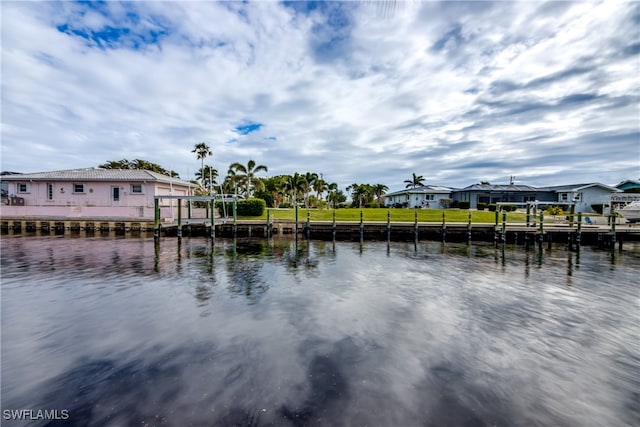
[[301, 172, 318, 208], [192, 142, 212, 183], [229, 160, 268, 197], [404, 173, 425, 189], [326, 182, 340, 208]]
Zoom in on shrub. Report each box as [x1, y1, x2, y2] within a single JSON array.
[[477, 202, 487, 210], [547, 205, 564, 216], [370, 202, 380, 208], [488, 204, 497, 212], [238, 198, 266, 216], [501, 204, 517, 212], [216, 198, 266, 216], [457, 201, 470, 209]]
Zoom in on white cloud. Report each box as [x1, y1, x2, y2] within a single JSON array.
[[1, 1, 638, 189]]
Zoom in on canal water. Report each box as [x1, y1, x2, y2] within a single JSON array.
[[1, 236, 638, 427]]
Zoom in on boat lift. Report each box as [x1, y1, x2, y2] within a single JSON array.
[[153, 194, 243, 238]]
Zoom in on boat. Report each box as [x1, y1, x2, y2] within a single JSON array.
[[618, 201, 640, 223]]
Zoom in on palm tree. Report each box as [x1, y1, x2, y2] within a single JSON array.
[[192, 142, 212, 184], [229, 160, 268, 197], [195, 165, 218, 193], [314, 178, 328, 202], [404, 173, 425, 189], [301, 172, 318, 208], [326, 182, 339, 208], [286, 173, 307, 205], [373, 183, 389, 202]]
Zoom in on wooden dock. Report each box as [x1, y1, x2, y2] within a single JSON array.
[[2, 217, 638, 249]]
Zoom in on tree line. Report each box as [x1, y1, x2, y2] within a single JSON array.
[[98, 142, 428, 208]]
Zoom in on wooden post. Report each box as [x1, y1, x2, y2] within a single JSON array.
[[177, 198, 182, 238], [154, 198, 160, 238], [576, 212, 582, 248], [233, 198, 237, 237], [210, 198, 215, 239], [494, 209, 499, 226], [532, 204, 537, 228], [295, 203, 299, 237], [266, 208, 271, 238], [414, 209, 418, 241], [441, 210, 446, 242], [501, 210, 507, 243], [569, 203, 575, 228], [360, 209, 364, 241], [610, 207, 616, 246], [332, 209, 336, 241], [387, 208, 391, 241], [526, 203, 531, 227], [187, 200, 192, 219], [467, 210, 472, 242], [306, 208, 311, 238], [538, 211, 544, 247]]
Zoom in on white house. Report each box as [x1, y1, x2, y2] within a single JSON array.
[[0, 168, 197, 220], [541, 183, 621, 213], [384, 186, 453, 208]]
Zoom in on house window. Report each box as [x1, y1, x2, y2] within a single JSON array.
[[17, 183, 29, 193], [426, 194, 435, 201], [131, 184, 143, 194], [560, 193, 568, 201], [47, 183, 53, 200], [575, 193, 582, 201], [73, 183, 85, 194]]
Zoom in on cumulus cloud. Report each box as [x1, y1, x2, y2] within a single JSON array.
[[1, 1, 638, 190]]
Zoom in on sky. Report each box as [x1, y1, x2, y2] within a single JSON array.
[[1, 0, 639, 192]]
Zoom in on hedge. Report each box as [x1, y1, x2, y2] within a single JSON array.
[[216, 198, 266, 216], [457, 201, 470, 209], [477, 202, 487, 210]]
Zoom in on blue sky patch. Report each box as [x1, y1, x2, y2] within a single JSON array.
[[55, 2, 168, 50], [234, 122, 263, 135]]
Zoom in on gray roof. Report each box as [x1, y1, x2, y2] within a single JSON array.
[[386, 185, 453, 197], [539, 183, 620, 192], [458, 183, 540, 192], [0, 168, 195, 187]]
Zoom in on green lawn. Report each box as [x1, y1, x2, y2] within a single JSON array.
[[237, 208, 528, 223]]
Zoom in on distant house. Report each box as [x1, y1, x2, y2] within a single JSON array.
[[540, 183, 620, 213], [0, 168, 197, 220], [452, 183, 555, 209], [616, 179, 640, 192], [384, 186, 453, 208]]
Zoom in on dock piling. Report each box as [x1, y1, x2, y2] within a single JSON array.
[[332, 209, 336, 241], [387, 209, 391, 241], [177, 199, 182, 238]]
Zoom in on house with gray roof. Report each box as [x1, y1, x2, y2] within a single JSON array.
[[451, 183, 556, 209], [539, 183, 621, 213], [1, 168, 197, 220]]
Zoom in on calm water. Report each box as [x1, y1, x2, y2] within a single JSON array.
[[1, 236, 638, 427]]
